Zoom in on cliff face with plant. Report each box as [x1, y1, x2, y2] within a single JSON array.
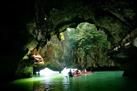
[[67, 23, 113, 69], [27, 22, 114, 71]]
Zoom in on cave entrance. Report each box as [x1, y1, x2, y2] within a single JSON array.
[[34, 22, 117, 72], [18, 22, 120, 77]]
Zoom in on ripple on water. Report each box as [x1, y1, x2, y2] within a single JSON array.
[[9, 71, 137, 91]]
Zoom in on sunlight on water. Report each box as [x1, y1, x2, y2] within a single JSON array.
[[9, 71, 137, 91]]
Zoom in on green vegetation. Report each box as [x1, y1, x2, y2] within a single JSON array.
[[67, 22, 114, 69]]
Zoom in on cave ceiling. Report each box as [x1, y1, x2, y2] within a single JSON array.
[[30, 0, 137, 49], [1, 0, 137, 54]]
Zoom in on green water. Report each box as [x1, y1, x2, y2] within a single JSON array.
[[8, 71, 137, 91]]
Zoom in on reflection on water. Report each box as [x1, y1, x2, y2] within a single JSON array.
[[9, 71, 137, 91], [63, 76, 70, 91], [33, 76, 71, 91]]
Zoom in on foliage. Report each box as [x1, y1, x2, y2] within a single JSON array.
[[67, 22, 112, 69], [16, 66, 33, 78]]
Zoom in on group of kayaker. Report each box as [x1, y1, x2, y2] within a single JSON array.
[[68, 69, 92, 77]]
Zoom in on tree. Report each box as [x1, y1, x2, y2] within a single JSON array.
[[68, 22, 111, 69]]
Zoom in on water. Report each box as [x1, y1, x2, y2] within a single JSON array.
[[7, 71, 137, 91]]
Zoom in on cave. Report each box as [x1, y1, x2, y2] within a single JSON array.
[[1, 0, 137, 90]]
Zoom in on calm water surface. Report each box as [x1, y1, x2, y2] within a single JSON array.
[[8, 71, 137, 91]]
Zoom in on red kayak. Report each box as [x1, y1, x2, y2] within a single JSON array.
[[73, 70, 92, 77]]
